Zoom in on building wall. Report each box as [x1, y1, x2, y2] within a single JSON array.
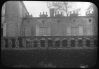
[[2, 3, 6, 36], [22, 16, 95, 36], [17, 1, 29, 36], [2, 1, 29, 37], [1, 3, 5, 24]]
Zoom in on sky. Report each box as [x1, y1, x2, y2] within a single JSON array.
[[23, 1, 92, 17]]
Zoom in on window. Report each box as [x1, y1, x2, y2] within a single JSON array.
[[62, 39, 68, 47], [78, 26, 83, 35], [89, 19, 91, 22], [36, 25, 51, 36]]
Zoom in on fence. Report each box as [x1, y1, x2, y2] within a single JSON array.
[[1, 36, 97, 49]]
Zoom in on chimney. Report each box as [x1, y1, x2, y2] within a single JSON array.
[[50, 8, 54, 17]]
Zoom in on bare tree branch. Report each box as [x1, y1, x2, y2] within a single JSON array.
[[47, 2, 80, 16]]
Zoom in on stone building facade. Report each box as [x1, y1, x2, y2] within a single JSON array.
[[2, 1, 29, 37], [2, 1, 97, 37], [22, 12, 96, 36]]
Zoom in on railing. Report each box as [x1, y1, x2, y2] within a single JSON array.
[[1, 36, 97, 49]]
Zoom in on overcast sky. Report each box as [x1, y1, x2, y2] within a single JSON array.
[[23, 1, 92, 17]]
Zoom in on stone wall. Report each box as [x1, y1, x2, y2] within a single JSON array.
[[2, 1, 29, 37], [22, 16, 95, 36]]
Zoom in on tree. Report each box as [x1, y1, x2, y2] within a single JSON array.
[[86, 3, 97, 16], [86, 4, 93, 16], [47, 2, 80, 16]]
